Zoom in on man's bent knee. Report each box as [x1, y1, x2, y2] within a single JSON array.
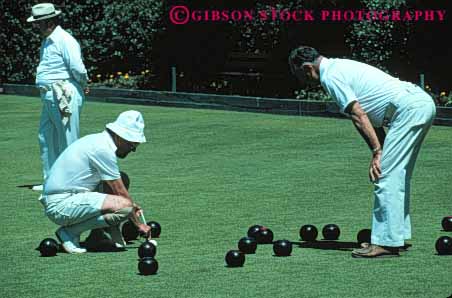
[[103, 207, 133, 226], [102, 195, 132, 213]]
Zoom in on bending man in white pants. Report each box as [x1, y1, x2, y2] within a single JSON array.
[[289, 46, 436, 258], [28, 3, 89, 183], [40, 110, 151, 253]]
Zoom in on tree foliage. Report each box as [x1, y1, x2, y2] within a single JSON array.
[[1, 0, 164, 83], [345, 0, 411, 71]]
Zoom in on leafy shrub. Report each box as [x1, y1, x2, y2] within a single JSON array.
[[0, 1, 41, 83], [345, 0, 410, 71], [424, 86, 452, 107], [1, 0, 164, 84], [295, 87, 332, 101], [437, 92, 452, 107], [89, 70, 157, 89]]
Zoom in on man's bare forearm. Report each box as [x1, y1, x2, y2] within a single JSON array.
[[348, 102, 381, 152], [105, 178, 131, 200], [105, 178, 148, 230], [374, 127, 386, 148], [105, 178, 140, 223]]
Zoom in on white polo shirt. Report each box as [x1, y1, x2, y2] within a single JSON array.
[[319, 58, 404, 127], [44, 131, 121, 195], [36, 25, 88, 88]]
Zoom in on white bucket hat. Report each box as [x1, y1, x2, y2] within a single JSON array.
[[106, 111, 147, 143], [27, 3, 62, 23]]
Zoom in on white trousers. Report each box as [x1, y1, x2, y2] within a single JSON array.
[[40, 192, 109, 237], [371, 85, 436, 247], [41, 192, 106, 227], [38, 80, 84, 180]]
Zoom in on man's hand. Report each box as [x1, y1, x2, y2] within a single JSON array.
[[369, 151, 382, 182], [137, 223, 151, 239], [84, 87, 90, 95], [134, 204, 142, 215], [134, 206, 152, 238], [347, 101, 383, 183]]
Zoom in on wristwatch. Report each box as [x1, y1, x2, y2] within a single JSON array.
[[372, 147, 382, 155]]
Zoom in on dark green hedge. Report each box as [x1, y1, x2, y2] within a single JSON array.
[[1, 0, 164, 84], [1, 1, 413, 90], [1, 1, 41, 83], [345, 0, 410, 71]]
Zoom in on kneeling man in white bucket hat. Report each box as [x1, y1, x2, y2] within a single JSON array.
[[39, 111, 151, 253]]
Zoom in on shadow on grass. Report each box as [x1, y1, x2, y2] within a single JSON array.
[[34, 247, 59, 257], [124, 240, 147, 249], [35, 243, 127, 254], [293, 240, 361, 251], [79, 240, 128, 253]]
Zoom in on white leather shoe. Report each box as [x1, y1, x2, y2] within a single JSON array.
[[55, 227, 87, 254], [31, 184, 43, 192]]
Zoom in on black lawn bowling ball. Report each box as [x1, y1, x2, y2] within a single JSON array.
[[138, 257, 158, 275], [247, 225, 262, 239], [38, 238, 58, 257], [435, 236, 452, 255], [299, 225, 318, 242], [138, 240, 157, 258], [122, 220, 139, 241], [322, 224, 340, 240], [225, 250, 245, 267], [238, 237, 257, 254], [442, 216, 452, 231], [258, 227, 274, 244], [147, 221, 161, 238], [357, 229, 372, 245], [273, 240, 292, 257]]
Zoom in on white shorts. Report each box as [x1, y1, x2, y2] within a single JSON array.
[[40, 192, 107, 227]]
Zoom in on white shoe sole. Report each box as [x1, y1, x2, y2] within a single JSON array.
[[55, 228, 87, 254]]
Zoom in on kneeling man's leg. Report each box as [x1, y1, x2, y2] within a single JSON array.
[[56, 193, 132, 253], [84, 195, 134, 249]]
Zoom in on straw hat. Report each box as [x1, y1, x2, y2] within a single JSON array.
[[27, 3, 62, 22]]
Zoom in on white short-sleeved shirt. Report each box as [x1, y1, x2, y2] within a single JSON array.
[[319, 58, 404, 127], [36, 25, 88, 88], [44, 131, 121, 195]]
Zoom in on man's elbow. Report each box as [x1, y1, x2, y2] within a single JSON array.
[[347, 101, 366, 118]]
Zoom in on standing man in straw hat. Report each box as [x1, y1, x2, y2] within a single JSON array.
[[39, 111, 151, 254], [28, 3, 89, 189]]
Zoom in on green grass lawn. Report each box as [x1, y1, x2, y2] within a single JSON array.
[[1, 95, 451, 298]]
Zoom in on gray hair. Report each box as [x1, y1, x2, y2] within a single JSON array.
[[288, 46, 321, 74]]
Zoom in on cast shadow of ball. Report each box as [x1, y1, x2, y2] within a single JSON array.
[[79, 240, 128, 253], [294, 240, 362, 251], [35, 247, 59, 257]]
